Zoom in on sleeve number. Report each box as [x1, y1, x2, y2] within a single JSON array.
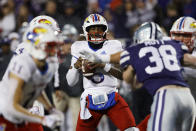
[[139, 45, 180, 74]]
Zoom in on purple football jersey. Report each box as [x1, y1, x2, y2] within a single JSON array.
[[120, 39, 189, 96]]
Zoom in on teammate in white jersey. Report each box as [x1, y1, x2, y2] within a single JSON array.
[[170, 16, 196, 84], [66, 14, 138, 131], [11, 16, 60, 129], [0, 24, 64, 131], [170, 16, 196, 131]]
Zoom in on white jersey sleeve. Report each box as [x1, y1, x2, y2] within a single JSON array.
[[183, 49, 196, 79], [7, 54, 33, 82], [15, 43, 26, 55], [66, 42, 81, 86], [66, 57, 80, 86]]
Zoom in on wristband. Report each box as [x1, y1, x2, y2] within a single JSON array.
[[104, 63, 112, 72]]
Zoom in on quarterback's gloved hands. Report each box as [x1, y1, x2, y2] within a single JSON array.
[[80, 51, 103, 63], [74, 57, 83, 69], [42, 109, 64, 129]]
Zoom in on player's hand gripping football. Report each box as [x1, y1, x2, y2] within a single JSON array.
[[74, 57, 83, 69], [81, 59, 105, 77], [42, 108, 64, 129]]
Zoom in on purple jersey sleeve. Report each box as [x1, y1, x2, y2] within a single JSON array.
[[120, 45, 136, 69]]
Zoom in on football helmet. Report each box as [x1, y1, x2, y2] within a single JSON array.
[[23, 24, 58, 60], [82, 14, 108, 44], [29, 15, 60, 35], [133, 22, 164, 44], [170, 16, 196, 52], [62, 24, 78, 41]]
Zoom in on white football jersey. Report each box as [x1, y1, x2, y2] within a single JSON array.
[[0, 53, 56, 111], [183, 48, 196, 78], [70, 40, 123, 93]]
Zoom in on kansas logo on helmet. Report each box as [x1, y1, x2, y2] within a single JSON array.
[[33, 27, 48, 34], [190, 22, 196, 28], [91, 14, 100, 22], [27, 27, 48, 45], [38, 19, 52, 25]]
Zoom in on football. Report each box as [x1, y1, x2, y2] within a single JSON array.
[[81, 59, 95, 77]]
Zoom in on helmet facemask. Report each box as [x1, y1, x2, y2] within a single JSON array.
[[44, 41, 58, 57], [86, 25, 107, 44]]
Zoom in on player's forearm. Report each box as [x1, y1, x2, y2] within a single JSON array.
[[123, 66, 135, 85], [183, 53, 196, 68], [12, 102, 44, 123], [66, 67, 80, 86], [37, 91, 54, 111], [97, 52, 121, 64], [110, 52, 121, 64], [108, 65, 123, 80], [8, 73, 44, 124]]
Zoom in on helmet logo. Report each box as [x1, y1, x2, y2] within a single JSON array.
[[190, 22, 196, 28], [27, 32, 38, 45], [27, 27, 48, 45], [38, 19, 52, 25], [92, 14, 100, 22], [84, 17, 89, 22], [33, 27, 48, 34]]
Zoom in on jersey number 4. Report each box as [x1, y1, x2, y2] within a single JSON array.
[[139, 45, 181, 74]]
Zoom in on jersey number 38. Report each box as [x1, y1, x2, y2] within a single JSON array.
[[139, 45, 181, 74]]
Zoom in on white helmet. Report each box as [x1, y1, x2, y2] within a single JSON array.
[[29, 15, 60, 35], [170, 16, 196, 52], [82, 14, 108, 44], [23, 24, 58, 60], [62, 24, 78, 41], [133, 22, 164, 44]]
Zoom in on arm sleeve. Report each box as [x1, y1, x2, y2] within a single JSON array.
[[179, 42, 189, 62], [120, 48, 132, 69], [66, 56, 80, 87]]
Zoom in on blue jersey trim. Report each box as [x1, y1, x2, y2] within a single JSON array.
[[73, 55, 78, 59]]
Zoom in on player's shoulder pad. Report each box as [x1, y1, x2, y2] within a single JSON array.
[[71, 40, 87, 56], [71, 41, 87, 50], [105, 40, 122, 48], [106, 39, 121, 44], [13, 53, 33, 66]]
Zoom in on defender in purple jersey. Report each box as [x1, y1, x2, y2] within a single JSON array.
[[81, 22, 196, 131]]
